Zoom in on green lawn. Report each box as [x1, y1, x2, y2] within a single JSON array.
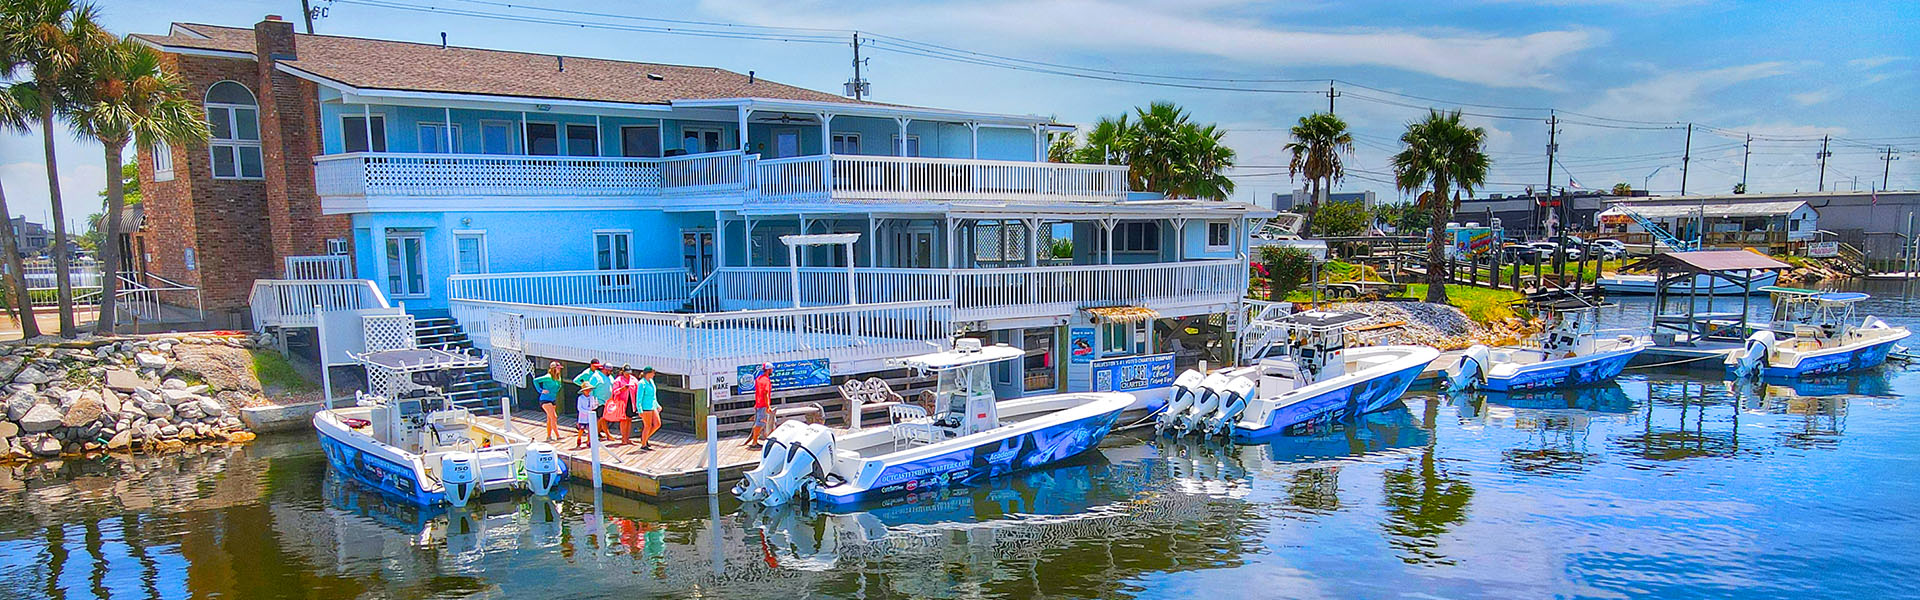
[[1404, 284, 1525, 324], [251, 348, 319, 393]]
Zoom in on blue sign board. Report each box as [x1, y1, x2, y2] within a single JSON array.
[[736, 358, 832, 394], [1069, 327, 1096, 364], [1091, 353, 1176, 393]]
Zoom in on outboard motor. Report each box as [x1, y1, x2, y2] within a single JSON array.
[[1446, 345, 1491, 393], [1179, 374, 1238, 435], [523, 443, 564, 497], [760, 423, 837, 506], [1731, 330, 1776, 379], [733, 420, 807, 503], [1205, 376, 1259, 436], [440, 451, 478, 507], [1157, 370, 1208, 431]]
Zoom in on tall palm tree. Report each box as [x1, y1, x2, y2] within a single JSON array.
[[1173, 122, 1235, 200], [1390, 110, 1489, 304], [70, 37, 208, 332], [0, 84, 39, 338], [1073, 113, 1131, 165], [1, 0, 108, 337], [1285, 113, 1354, 234]]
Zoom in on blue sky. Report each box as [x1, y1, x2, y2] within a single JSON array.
[[3, 0, 1914, 228]]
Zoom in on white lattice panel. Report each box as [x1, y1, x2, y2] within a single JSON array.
[[362, 314, 417, 352], [488, 311, 526, 351], [489, 349, 532, 387]]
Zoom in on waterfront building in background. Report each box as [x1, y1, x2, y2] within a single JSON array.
[[1606, 190, 1920, 259], [9, 217, 50, 257], [134, 16, 1271, 438]]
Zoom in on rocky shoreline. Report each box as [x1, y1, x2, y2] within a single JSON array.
[[1, 333, 279, 462]]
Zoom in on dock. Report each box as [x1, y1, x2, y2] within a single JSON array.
[[477, 412, 767, 499]]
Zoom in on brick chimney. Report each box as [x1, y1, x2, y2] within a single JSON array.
[[253, 15, 345, 264]]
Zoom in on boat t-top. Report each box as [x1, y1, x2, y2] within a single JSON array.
[[1728, 288, 1909, 379], [1446, 297, 1650, 392], [734, 338, 1134, 507], [1156, 310, 1437, 439], [313, 348, 565, 507]]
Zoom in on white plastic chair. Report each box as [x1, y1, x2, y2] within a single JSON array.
[[889, 404, 937, 450]]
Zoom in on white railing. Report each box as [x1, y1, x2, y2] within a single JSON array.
[[21, 259, 104, 294], [687, 266, 951, 311], [755, 155, 832, 202], [113, 272, 203, 325], [448, 268, 692, 312], [284, 255, 352, 280], [951, 259, 1245, 320], [450, 298, 951, 375], [248, 279, 390, 330], [314, 150, 751, 198], [820, 155, 1130, 202]]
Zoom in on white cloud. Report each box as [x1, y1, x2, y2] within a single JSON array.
[[1575, 61, 1793, 124], [1847, 55, 1906, 69], [1789, 89, 1833, 106], [702, 0, 1600, 88]]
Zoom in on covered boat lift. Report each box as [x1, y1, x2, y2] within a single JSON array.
[[1626, 250, 1792, 367]]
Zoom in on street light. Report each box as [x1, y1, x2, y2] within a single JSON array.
[[1643, 165, 1667, 193]]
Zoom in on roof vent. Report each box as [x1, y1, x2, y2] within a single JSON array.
[[264, 14, 283, 21], [439, 32, 447, 49], [556, 56, 565, 72], [646, 72, 665, 81], [748, 70, 755, 84]]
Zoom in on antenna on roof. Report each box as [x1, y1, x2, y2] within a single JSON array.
[[439, 32, 447, 49]]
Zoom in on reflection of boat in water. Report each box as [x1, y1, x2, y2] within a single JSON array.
[[737, 339, 1132, 507], [321, 470, 563, 556], [1256, 405, 1432, 464], [1728, 290, 1910, 379], [1447, 300, 1648, 392], [1482, 383, 1634, 414]]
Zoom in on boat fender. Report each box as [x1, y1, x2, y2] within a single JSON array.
[[1158, 370, 1207, 431], [1732, 330, 1775, 379], [440, 451, 478, 508], [1446, 345, 1490, 393], [523, 443, 564, 497]]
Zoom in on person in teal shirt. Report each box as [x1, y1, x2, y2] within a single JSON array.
[[636, 366, 661, 450], [573, 359, 614, 441], [532, 361, 565, 441]]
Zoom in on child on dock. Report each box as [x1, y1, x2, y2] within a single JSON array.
[[573, 383, 602, 450]]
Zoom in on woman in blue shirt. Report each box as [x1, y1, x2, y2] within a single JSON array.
[[637, 366, 661, 450]]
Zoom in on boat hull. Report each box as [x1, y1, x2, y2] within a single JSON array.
[[316, 420, 445, 506], [1234, 354, 1433, 439], [1599, 271, 1777, 295], [814, 400, 1127, 507], [1484, 343, 1647, 392], [1735, 336, 1904, 379]]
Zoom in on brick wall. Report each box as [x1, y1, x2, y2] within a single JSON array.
[[255, 18, 347, 261]]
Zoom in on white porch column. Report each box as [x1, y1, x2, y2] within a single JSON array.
[[737, 104, 750, 152], [1030, 124, 1044, 161], [1025, 218, 1041, 267], [845, 243, 858, 305], [796, 214, 808, 267], [1101, 218, 1117, 265], [895, 118, 911, 156], [787, 243, 801, 308], [594, 115, 602, 156], [518, 111, 527, 153], [713, 211, 728, 268], [362, 104, 373, 151], [1170, 218, 1187, 262], [443, 107, 454, 153], [968, 122, 980, 159], [744, 215, 756, 266], [818, 112, 834, 155], [866, 215, 878, 267]]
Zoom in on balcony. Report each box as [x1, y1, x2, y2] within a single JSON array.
[[315, 150, 1129, 210]]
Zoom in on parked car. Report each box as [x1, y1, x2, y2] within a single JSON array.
[[1590, 239, 1627, 259], [1500, 243, 1540, 262], [1528, 241, 1581, 261]]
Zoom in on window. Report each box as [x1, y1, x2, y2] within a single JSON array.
[[326, 238, 349, 255], [418, 122, 461, 154], [525, 122, 559, 156], [342, 115, 387, 153], [830, 133, 860, 155], [682, 230, 715, 281], [890, 134, 921, 157], [454, 232, 487, 274], [681, 127, 724, 154], [621, 125, 661, 157], [566, 124, 599, 156], [1102, 222, 1160, 253], [205, 81, 262, 179], [1206, 221, 1232, 251], [595, 230, 632, 287], [773, 128, 802, 158], [384, 231, 426, 298], [480, 120, 516, 154], [151, 141, 174, 182], [1103, 322, 1143, 354]]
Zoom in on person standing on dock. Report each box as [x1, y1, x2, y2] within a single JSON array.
[[533, 362, 566, 442], [744, 363, 774, 449], [607, 366, 635, 446], [573, 359, 614, 441], [572, 382, 601, 450], [637, 366, 661, 450]]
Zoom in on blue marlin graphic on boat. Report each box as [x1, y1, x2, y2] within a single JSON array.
[[1727, 290, 1910, 380], [1444, 297, 1650, 393]]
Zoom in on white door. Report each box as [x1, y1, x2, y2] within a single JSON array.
[[384, 231, 426, 298], [682, 230, 716, 282]]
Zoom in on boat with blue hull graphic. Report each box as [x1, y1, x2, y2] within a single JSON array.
[[1728, 290, 1911, 380], [1157, 311, 1439, 440], [1446, 298, 1650, 393], [735, 339, 1134, 507]]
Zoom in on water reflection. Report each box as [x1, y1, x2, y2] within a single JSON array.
[[1478, 385, 1634, 477]]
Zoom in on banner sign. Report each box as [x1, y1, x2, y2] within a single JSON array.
[[1451, 227, 1496, 258], [1807, 241, 1838, 258], [736, 358, 831, 394], [1069, 327, 1096, 364], [1091, 353, 1176, 393]]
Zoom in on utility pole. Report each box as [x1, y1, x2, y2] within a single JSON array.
[[1325, 81, 1340, 115], [301, 0, 315, 33], [1679, 123, 1693, 196], [1546, 112, 1566, 284], [847, 33, 868, 101], [1740, 134, 1751, 192], [1883, 147, 1901, 190], [1817, 135, 1832, 191]]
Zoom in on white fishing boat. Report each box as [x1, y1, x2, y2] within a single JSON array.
[[1728, 289, 1909, 379], [1597, 270, 1777, 295], [734, 339, 1133, 507], [1156, 311, 1438, 439], [1445, 298, 1650, 392], [313, 348, 566, 507]]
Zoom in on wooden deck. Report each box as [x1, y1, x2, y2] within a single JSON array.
[[476, 411, 768, 499]]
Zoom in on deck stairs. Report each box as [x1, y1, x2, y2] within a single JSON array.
[[413, 317, 507, 409], [1831, 243, 1870, 276], [1618, 207, 1697, 252], [1238, 300, 1295, 362]]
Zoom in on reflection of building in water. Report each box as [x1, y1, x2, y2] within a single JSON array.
[[1612, 379, 1750, 461]]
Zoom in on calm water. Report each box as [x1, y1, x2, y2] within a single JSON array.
[[5, 284, 1919, 600]]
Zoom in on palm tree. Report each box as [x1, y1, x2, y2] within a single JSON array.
[[1174, 122, 1236, 200], [1285, 113, 1353, 234], [0, 84, 39, 338], [1390, 110, 1489, 304], [70, 37, 208, 332], [1, 0, 109, 337], [1074, 113, 1131, 165], [1063, 103, 1236, 200]]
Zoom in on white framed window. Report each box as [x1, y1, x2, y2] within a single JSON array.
[[681, 127, 724, 154], [830, 133, 860, 155], [1205, 221, 1232, 252], [453, 231, 487, 275], [384, 231, 427, 298], [479, 120, 516, 154], [151, 141, 174, 182], [204, 81, 262, 179], [1101, 222, 1161, 254], [1102, 322, 1144, 355], [525, 122, 559, 156], [326, 238, 349, 255], [342, 115, 387, 153], [418, 122, 461, 154], [594, 229, 632, 288], [890, 134, 921, 157], [621, 125, 661, 157], [565, 124, 599, 156]]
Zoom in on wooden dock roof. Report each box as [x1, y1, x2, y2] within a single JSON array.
[[1625, 250, 1791, 274]]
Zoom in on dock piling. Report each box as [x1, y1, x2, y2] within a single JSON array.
[[706, 414, 720, 495]]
